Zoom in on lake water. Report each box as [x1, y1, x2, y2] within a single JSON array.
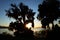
[[0, 28, 46, 37], [0, 29, 14, 35]]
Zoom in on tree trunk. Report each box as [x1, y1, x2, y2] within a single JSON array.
[[32, 20, 34, 28], [52, 22, 54, 30], [32, 17, 34, 28]]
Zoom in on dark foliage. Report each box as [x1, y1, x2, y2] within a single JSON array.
[[37, 0, 60, 28], [46, 24, 60, 40], [0, 32, 13, 40], [5, 2, 35, 40]]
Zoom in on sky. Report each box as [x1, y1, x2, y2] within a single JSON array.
[[0, 0, 43, 27], [0, 0, 60, 28]]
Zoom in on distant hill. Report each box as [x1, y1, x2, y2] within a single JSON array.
[[0, 26, 8, 29]]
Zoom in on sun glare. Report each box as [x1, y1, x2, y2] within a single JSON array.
[[26, 23, 32, 29]]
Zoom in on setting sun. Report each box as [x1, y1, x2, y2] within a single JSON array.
[[26, 23, 32, 29]]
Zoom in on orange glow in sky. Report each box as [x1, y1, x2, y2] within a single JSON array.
[[1, 19, 42, 29], [26, 19, 42, 29]]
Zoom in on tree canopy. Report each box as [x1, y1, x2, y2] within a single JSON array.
[[6, 3, 35, 38], [37, 0, 60, 28]]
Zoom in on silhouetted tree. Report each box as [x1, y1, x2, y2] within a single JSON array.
[[37, 0, 60, 28], [5, 3, 35, 39], [6, 3, 35, 28], [58, 20, 60, 24]]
